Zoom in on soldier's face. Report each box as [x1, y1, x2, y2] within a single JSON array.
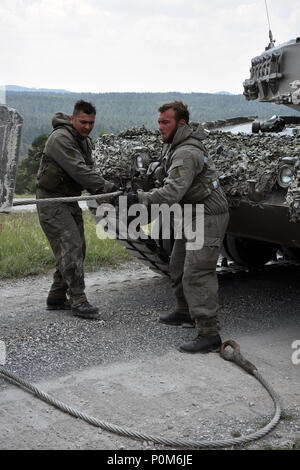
[[71, 111, 95, 137], [158, 109, 181, 143]]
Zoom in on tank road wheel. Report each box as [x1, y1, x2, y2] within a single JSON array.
[[223, 234, 278, 268]]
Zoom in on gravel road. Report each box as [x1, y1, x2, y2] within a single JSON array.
[[0, 260, 300, 450]]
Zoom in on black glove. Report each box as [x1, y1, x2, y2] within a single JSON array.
[[126, 192, 139, 207], [115, 192, 139, 210], [113, 191, 139, 210], [111, 184, 123, 192]]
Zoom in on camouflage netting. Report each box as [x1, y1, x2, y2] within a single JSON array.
[[92, 125, 300, 221], [286, 169, 300, 221], [93, 126, 162, 185], [204, 131, 297, 191]]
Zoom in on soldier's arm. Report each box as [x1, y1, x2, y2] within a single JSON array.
[[138, 149, 204, 206], [46, 132, 115, 194]]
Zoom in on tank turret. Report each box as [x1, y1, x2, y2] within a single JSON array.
[[243, 37, 300, 112]]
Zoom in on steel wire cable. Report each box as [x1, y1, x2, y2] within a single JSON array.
[[0, 345, 282, 449]]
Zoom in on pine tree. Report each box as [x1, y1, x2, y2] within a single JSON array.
[[15, 133, 49, 194]]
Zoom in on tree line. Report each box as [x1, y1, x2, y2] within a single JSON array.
[[6, 90, 289, 155], [8, 90, 290, 194]]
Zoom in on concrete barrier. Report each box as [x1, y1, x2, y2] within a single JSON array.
[[0, 105, 23, 213]]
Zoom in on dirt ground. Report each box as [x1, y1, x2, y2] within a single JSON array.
[[0, 260, 300, 451]]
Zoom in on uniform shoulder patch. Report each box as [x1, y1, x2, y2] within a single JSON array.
[[65, 149, 77, 158], [170, 167, 180, 180]]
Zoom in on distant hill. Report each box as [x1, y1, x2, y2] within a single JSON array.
[[5, 85, 72, 94], [6, 90, 291, 157], [215, 91, 234, 95], [6, 85, 235, 95]]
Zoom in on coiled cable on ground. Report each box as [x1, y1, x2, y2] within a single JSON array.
[[0, 341, 281, 449]]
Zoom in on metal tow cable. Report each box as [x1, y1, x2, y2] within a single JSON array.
[[0, 341, 282, 449], [11, 191, 123, 206]]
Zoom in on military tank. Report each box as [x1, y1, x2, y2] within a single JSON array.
[[89, 35, 300, 273], [223, 34, 300, 267]]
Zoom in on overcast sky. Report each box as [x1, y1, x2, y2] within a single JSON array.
[[1, 0, 299, 95]]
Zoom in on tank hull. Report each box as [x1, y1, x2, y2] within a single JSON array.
[[228, 192, 300, 248]]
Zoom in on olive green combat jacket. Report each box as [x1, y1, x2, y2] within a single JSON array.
[[138, 123, 228, 215], [36, 113, 115, 197]]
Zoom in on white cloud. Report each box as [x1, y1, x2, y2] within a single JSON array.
[[1, 0, 299, 93]]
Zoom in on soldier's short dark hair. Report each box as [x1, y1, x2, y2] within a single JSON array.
[[73, 100, 96, 116], [158, 101, 190, 124]]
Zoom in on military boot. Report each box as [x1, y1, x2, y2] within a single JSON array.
[[72, 301, 100, 320], [159, 310, 194, 326], [179, 334, 222, 354], [47, 298, 71, 311]]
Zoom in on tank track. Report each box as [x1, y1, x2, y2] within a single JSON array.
[[116, 238, 299, 279], [87, 202, 170, 277], [88, 201, 299, 280], [115, 234, 299, 279], [115, 235, 170, 277]]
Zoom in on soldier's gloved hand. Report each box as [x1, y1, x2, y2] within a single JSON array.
[[114, 191, 139, 211], [115, 192, 139, 210], [111, 184, 123, 193], [125, 192, 139, 207]]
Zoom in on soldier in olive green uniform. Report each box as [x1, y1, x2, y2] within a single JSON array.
[[127, 101, 229, 353], [36, 100, 117, 319]]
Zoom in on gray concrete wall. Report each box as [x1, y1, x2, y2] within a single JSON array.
[[0, 105, 23, 213]]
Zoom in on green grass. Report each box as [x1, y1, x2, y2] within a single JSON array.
[[0, 210, 131, 279], [13, 194, 35, 199]]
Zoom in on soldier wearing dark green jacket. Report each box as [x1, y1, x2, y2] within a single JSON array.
[[36, 100, 116, 319], [128, 101, 229, 353]]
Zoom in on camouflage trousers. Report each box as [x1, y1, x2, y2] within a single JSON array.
[[37, 193, 87, 307], [169, 211, 229, 336]]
